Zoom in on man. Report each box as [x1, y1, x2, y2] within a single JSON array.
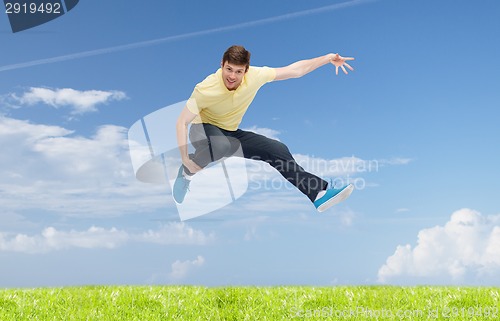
[[174, 45, 354, 212]]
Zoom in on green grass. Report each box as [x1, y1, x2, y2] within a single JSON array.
[[0, 286, 499, 320]]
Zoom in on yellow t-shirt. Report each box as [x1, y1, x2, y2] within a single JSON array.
[[187, 66, 276, 131]]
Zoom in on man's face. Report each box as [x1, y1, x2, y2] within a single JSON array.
[[221, 61, 247, 91]]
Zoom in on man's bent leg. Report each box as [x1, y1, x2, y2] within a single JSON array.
[[232, 129, 327, 202], [186, 123, 238, 175], [174, 123, 238, 204]]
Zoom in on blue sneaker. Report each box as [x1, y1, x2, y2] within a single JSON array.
[[314, 183, 354, 212], [172, 166, 191, 204]]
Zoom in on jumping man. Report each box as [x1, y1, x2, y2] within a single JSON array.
[[174, 45, 354, 212]]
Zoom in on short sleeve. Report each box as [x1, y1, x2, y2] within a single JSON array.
[[261, 66, 276, 83], [186, 97, 200, 115]]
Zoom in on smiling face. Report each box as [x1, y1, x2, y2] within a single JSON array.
[[221, 61, 247, 91]]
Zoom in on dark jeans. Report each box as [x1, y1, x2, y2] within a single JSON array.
[[186, 123, 328, 202]]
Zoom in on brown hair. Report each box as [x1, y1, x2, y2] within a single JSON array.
[[222, 45, 251, 71]]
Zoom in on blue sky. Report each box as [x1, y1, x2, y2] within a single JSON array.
[[1, 0, 500, 287]]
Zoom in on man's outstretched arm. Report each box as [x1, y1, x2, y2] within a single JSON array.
[[273, 53, 354, 81]]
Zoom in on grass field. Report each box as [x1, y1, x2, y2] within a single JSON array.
[[0, 286, 499, 320]]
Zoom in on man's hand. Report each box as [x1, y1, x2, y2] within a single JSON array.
[[330, 53, 355, 75], [182, 158, 203, 175]]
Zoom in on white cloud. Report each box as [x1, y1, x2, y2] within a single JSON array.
[[335, 208, 356, 227], [378, 208, 500, 284], [292, 155, 411, 178], [242, 126, 281, 141], [13, 87, 127, 114], [0, 116, 72, 140], [378, 158, 412, 166], [138, 223, 215, 245], [240, 216, 269, 241], [293, 154, 380, 177], [0, 226, 128, 254], [0, 212, 40, 231], [0, 116, 168, 217], [169, 255, 205, 280], [0, 223, 213, 254]]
